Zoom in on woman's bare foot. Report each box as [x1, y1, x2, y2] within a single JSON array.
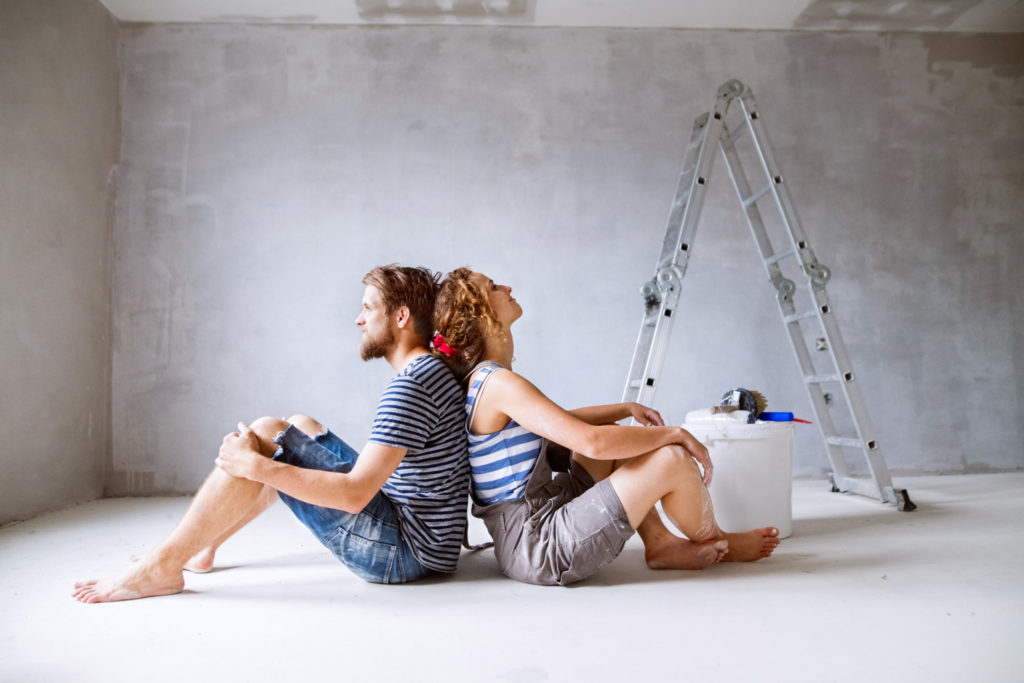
[[719, 527, 780, 562], [72, 559, 185, 603], [645, 536, 729, 570], [131, 547, 215, 574]]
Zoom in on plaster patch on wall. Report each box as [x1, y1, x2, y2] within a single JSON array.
[[794, 0, 982, 31], [922, 33, 1024, 81], [356, 0, 535, 21]]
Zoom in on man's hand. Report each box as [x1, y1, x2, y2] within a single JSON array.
[[216, 422, 265, 481], [628, 403, 665, 427], [677, 427, 713, 486]]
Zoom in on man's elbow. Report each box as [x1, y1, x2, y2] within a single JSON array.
[[336, 496, 370, 514], [336, 486, 379, 514]]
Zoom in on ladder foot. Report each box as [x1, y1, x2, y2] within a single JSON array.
[[895, 488, 917, 512]]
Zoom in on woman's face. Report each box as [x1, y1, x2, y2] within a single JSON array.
[[470, 271, 522, 329]]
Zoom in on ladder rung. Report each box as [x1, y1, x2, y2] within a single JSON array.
[[721, 119, 749, 150], [806, 374, 840, 384], [784, 310, 817, 324], [742, 182, 772, 207], [628, 380, 642, 389], [827, 437, 863, 449], [765, 247, 796, 266]]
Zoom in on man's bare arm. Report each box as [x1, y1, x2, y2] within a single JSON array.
[[217, 424, 405, 513]]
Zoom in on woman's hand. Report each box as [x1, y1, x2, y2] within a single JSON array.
[[677, 427, 713, 486], [216, 422, 265, 481], [628, 403, 664, 427]]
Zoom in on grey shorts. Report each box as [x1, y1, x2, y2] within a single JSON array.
[[472, 441, 634, 586]]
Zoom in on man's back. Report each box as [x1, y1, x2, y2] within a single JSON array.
[[370, 353, 469, 573]]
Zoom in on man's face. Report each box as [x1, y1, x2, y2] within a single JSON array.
[[356, 285, 395, 361]]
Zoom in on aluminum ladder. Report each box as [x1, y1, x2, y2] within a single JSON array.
[[621, 79, 914, 511]]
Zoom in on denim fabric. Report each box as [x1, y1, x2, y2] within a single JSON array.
[[272, 425, 431, 584]]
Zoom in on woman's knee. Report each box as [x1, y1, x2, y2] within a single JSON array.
[[645, 444, 702, 482], [287, 414, 325, 437]]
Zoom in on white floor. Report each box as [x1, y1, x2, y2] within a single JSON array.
[[2, 473, 1022, 682]]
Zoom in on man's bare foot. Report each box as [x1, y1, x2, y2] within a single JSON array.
[[720, 527, 780, 562], [131, 547, 215, 574], [183, 547, 216, 573], [645, 537, 729, 570], [72, 561, 185, 603]]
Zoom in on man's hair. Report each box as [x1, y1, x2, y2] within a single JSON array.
[[432, 267, 505, 378], [362, 265, 439, 343]]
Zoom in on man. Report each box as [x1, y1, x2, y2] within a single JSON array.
[[74, 265, 469, 602]]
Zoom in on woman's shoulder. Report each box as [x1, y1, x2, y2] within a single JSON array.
[[466, 361, 532, 401]]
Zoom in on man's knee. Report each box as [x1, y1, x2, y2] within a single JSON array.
[[249, 416, 290, 444], [287, 414, 326, 437]]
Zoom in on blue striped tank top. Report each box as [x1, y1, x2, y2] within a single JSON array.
[[465, 362, 544, 505]]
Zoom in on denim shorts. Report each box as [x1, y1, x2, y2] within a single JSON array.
[[272, 424, 432, 584]]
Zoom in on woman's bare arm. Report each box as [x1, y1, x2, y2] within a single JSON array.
[[569, 403, 664, 427], [482, 369, 708, 472]]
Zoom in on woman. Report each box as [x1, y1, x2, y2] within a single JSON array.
[[432, 268, 779, 586]]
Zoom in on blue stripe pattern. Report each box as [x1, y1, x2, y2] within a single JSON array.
[[369, 354, 470, 572], [465, 363, 542, 505]]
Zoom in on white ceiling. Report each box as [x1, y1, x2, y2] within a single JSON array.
[[98, 0, 1024, 33]]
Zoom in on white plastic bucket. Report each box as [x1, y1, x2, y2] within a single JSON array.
[[683, 418, 795, 539]]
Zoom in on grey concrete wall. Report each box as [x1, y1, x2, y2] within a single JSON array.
[[112, 24, 1023, 493], [0, 0, 120, 522]]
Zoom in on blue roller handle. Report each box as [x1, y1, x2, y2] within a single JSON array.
[[759, 411, 794, 422]]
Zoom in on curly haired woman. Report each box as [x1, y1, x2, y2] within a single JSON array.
[[431, 268, 780, 586]]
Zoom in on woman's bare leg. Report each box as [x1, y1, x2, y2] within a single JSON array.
[[608, 446, 780, 562], [573, 453, 727, 569]]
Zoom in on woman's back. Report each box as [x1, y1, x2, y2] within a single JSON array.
[[465, 362, 543, 505]]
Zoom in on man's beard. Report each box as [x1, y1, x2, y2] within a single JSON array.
[[359, 326, 395, 361]]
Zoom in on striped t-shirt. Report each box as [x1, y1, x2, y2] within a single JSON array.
[[465, 362, 544, 505], [369, 354, 470, 573]]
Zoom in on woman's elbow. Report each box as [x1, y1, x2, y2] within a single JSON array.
[[580, 431, 610, 460]]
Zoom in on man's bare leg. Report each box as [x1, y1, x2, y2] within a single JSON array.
[[72, 416, 295, 603], [573, 453, 727, 570], [179, 414, 324, 572], [182, 485, 277, 572], [610, 446, 780, 563]]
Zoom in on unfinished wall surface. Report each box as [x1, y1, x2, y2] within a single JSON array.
[[112, 25, 1023, 494], [0, 0, 120, 523]]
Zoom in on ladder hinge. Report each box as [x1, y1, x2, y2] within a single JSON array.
[[717, 79, 749, 101], [805, 262, 831, 291], [775, 278, 795, 304]]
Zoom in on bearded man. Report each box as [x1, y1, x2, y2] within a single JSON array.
[[74, 265, 469, 602]]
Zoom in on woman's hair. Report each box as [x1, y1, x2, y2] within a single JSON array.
[[432, 267, 505, 379]]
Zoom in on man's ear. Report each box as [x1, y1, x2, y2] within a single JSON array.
[[394, 305, 411, 329]]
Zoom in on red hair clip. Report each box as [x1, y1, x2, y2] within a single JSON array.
[[432, 333, 457, 358]]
